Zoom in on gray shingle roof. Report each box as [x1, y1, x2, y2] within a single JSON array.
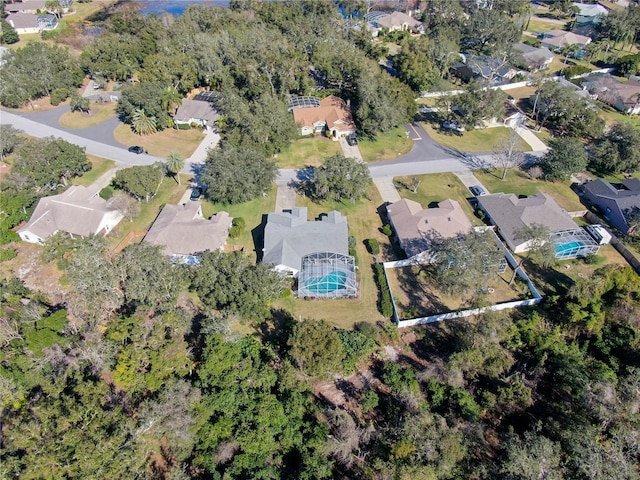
[[584, 178, 640, 213], [478, 192, 577, 247], [174, 99, 220, 123], [263, 208, 349, 272], [143, 202, 232, 256]]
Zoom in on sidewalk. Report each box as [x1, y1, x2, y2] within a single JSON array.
[[373, 177, 401, 203]]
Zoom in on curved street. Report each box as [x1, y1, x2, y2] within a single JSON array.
[[1, 108, 545, 198]]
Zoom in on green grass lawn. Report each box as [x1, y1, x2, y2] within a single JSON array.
[[72, 155, 115, 187], [274, 137, 342, 168], [358, 126, 414, 162], [421, 123, 532, 153], [113, 124, 205, 158], [393, 173, 484, 227], [272, 186, 389, 329], [596, 102, 640, 128], [474, 168, 585, 211], [58, 103, 116, 129], [200, 184, 277, 260], [525, 18, 567, 34]]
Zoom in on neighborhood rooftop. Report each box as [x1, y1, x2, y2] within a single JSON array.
[[143, 202, 232, 258]]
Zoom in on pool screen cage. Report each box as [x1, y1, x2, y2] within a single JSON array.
[[297, 252, 358, 298], [550, 228, 600, 260]]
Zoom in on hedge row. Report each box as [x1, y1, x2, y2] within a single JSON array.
[[374, 263, 394, 318]]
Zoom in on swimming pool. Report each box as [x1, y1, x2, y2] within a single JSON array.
[[554, 240, 585, 255], [302, 271, 348, 295]]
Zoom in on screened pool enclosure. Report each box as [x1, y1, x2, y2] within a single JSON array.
[[550, 228, 600, 260], [297, 252, 357, 298]]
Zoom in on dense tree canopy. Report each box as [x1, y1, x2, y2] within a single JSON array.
[[590, 122, 640, 175], [310, 154, 372, 202], [200, 146, 277, 204], [111, 163, 165, 202], [116, 81, 173, 130], [540, 137, 588, 181]]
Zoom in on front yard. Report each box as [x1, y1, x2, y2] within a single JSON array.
[[274, 137, 342, 168], [72, 155, 115, 187], [113, 124, 205, 158], [358, 126, 414, 162], [393, 173, 484, 227], [420, 123, 532, 153], [58, 102, 117, 129], [474, 168, 585, 212]]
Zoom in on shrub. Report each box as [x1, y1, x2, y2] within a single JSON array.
[[176, 123, 191, 130], [0, 248, 17, 262], [380, 224, 393, 236], [361, 390, 379, 412], [99, 186, 114, 200], [50, 87, 70, 106], [354, 321, 379, 341], [365, 238, 380, 255], [229, 217, 245, 238], [583, 254, 605, 265], [564, 65, 591, 79], [374, 263, 394, 318], [338, 329, 378, 373]]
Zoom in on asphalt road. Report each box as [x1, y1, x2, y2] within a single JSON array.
[[1, 110, 544, 179]]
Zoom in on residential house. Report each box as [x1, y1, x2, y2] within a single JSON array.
[[386, 198, 473, 259], [173, 99, 221, 130], [59, 0, 73, 12], [477, 192, 599, 258], [573, 2, 608, 25], [453, 54, 519, 84], [290, 95, 356, 140], [579, 73, 640, 115], [0, 46, 9, 66], [512, 43, 554, 71], [262, 207, 357, 297], [6, 13, 40, 34], [374, 11, 424, 34], [143, 202, 232, 263], [583, 178, 640, 234], [5, 0, 46, 14], [541, 30, 591, 51], [18, 185, 123, 244]]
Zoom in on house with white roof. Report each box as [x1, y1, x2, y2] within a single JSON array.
[[573, 3, 608, 25]]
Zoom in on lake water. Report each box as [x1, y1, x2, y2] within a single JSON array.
[[134, 0, 229, 15]]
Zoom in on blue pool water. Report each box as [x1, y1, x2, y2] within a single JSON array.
[[554, 240, 585, 255], [303, 271, 347, 294]]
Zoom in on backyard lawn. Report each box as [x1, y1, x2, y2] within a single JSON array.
[[386, 263, 523, 319], [274, 137, 342, 168], [474, 168, 585, 211], [72, 155, 115, 187], [58, 102, 117, 129], [113, 124, 205, 158], [420, 123, 532, 153], [358, 126, 414, 162], [272, 186, 389, 329], [393, 173, 484, 227]]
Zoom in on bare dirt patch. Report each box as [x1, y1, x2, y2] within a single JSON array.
[[0, 242, 68, 303]]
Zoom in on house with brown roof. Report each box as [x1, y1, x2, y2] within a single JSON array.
[[375, 11, 424, 34], [541, 30, 591, 51], [18, 185, 123, 244], [143, 202, 232, 262], [386, 198, 473, 258], [291, 95, 356, 140], [580, 73, 640, 115], [173, 99, 220, 130]]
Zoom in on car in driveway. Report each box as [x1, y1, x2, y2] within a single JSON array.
[[128, 146, 145, 154], [346, 134, 358, 146], [190, 187, 202, 201], [442, 121, 465, 132], [469, 185, 487, 196]]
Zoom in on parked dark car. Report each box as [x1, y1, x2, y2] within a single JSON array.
[[190, 187, 202, 201], [346, 134, 358, 146], [469, 185, 487, 196], [128, 146, 145, 154]]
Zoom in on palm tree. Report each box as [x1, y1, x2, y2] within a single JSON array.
[[560, 44, 580, 75], [166, 151, 185, 184], [132, 108, 157, 135]]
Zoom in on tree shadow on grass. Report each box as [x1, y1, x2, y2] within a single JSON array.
[[392, 265, 448, 319]]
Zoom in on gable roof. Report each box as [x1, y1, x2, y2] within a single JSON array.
[[478, 192, 577, 247], [6, 13, 39, 29], [143, 202, 232, 256], [263, 207, 349, 272], [542, 30, 591, 48], [174, 99, 220, 123], [461, 54, 517, 81], [584, 178, 640, 211], [375, 11, 422, 30], [18, 185, 122, 240], [292, 95, 356, 133], [387, 198, 473, 257], [513, 43, 554, 67], [6, 0, 46, 12], [581, 73, 640, 110]]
